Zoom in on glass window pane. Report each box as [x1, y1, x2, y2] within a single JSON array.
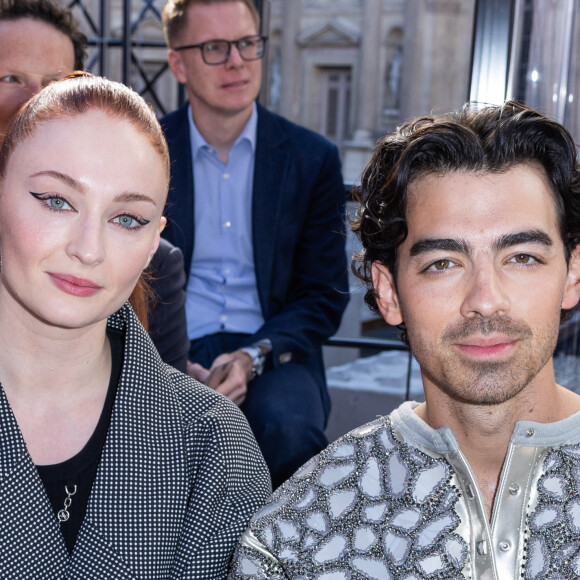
[[326, 87, 338, 137], [508, 0, 580, 141]]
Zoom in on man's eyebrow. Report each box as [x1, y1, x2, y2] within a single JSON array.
[[30, 170, 85, 192], [410, 238, 470, 257], [492, 229, 553, 251]]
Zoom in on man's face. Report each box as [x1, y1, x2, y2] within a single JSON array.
[[373, 165, 580, 405], [0, 17, 75, 136], [167, 1, 262, 122]]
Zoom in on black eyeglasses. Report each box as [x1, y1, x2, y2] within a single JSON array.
[[174, 35, 268, 65]]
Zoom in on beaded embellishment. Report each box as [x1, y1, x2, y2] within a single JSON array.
[[524, 443, 580, 578], [231, 417, 467, 578]]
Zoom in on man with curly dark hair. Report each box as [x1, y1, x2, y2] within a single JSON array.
[[230, 101, 580, 579]]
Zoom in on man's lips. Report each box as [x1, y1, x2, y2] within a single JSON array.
[[454, 336, 519, 359], [48, 273, 102, 297], [222, 79, 249, 89]]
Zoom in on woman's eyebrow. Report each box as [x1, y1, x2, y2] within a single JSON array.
[[29, 172, 158, 206], [30, 170, 85, 192], [113, 192, 157, 206]]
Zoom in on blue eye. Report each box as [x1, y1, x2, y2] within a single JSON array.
[[112, 214, 150, 229], [48, 197, 70, 210], [29, 191, 74, 212], [0, 75, 19, 84]]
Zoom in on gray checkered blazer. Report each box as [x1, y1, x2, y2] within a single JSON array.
[[0, 304, 271, 578]]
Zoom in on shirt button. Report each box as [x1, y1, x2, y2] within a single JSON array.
[[223, 172, 230, 179], [224, 268, 231, 275], [220, 315, 227, 322], [224, 221, 231, 228], [219, 285, 225, 291], [499, 540, 511, 551], [509, 483, 520, 495]]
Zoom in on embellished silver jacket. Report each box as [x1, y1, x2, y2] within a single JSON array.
[[229, 401, 580, 579]]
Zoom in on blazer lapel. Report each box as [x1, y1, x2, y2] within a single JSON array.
[[73, 308, 190, 578], [163, 104, 196, 274], [252, 105, 289, 315], [0, 387, 68, 577]]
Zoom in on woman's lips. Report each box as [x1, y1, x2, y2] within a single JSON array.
[[48, 273, 103, 297]]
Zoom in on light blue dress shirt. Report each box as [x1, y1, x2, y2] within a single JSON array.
[[185, 104, 264, 340]]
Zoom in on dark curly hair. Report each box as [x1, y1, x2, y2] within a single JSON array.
[[0, 0, 87, 70], [352, 100, 580, 332]]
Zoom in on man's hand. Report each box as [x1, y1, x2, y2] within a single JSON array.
[[188, 351, 253, 406], [186, 361, 211, 383]]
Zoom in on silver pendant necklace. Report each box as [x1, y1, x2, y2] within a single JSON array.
[[57, 484, 77, 525]]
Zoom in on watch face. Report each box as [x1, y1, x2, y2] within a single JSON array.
[[242, 344, 268, 376]]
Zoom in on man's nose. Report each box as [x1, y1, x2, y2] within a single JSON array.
[[23, 77, 45, 97], [460, 265, 510, 319], [225, 43, 245, 67]]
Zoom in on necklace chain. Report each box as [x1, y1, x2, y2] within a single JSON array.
[[57, 484, 77, 525]]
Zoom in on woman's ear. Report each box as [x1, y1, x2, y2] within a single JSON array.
[[371, 262, 404, 326], [562, 245, 580, 311]]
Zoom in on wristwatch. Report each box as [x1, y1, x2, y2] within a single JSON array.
[[240, 343, 269, 379]]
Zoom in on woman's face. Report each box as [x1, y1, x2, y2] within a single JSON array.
[[0, 109, 167, 330]]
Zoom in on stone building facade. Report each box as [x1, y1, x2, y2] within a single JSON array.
[[65, 0, 476, 182], [264, 0, 475, 181]]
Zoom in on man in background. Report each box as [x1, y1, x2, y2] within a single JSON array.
[[0, 0, 189, 372], [161, 0, 349, 487], [0, 0, 82, 136]]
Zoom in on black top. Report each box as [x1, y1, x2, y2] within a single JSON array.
[[36, 327, 123, 554]]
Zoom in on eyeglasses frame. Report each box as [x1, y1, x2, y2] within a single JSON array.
[[174, 35, 268, 66]]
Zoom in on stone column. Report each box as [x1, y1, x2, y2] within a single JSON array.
[[279, 0, 302, 122], [343, 0, 381, 182], [353, 0, 381, 142]]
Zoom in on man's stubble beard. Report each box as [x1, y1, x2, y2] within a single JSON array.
[[407, 316, 559, 406]]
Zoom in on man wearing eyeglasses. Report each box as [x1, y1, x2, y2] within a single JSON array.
[[161, 0, 349, 489]]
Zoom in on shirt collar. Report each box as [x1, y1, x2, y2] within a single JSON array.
[[188, 102, 258, 158]]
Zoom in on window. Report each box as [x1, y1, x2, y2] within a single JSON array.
[[508, 0, 580, 140], [319, 67, 352, 152]]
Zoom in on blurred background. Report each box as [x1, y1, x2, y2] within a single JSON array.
[[59, 0, 580, 438]]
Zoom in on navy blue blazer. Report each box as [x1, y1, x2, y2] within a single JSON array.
[[160, 104, 349, 405], [148, 238, 189, 373]]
